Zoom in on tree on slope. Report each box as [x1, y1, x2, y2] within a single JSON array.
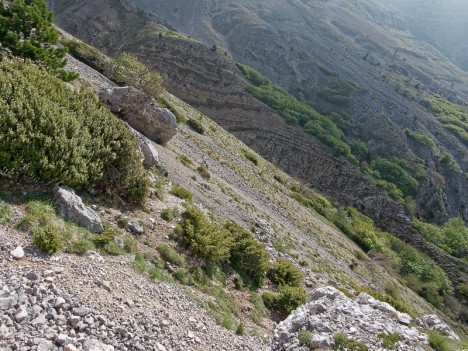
[[0, 0, 67, 70]]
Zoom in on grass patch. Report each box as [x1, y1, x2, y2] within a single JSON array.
[[187, 118, 205, 134], [242, 149, 259, 166], [197, 166, 211, 180], [169, 186, 193, 201], [178, 155, 193, 168], [333, 333, 368, 351], [157, 245, 185, 267], [378, 333, 401, 349], [161, 208, 179, 222], [298, 330, 312, 347], [0, 203, 9, 224]]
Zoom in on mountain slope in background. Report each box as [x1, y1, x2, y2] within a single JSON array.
[[49, 0, 468, 327], [379, 0, 468, 72]]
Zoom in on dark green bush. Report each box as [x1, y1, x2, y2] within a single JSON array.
[[67, 238, 94, 255], [269, 258, 304, 287], [0, 61, 149, 203], [225, 221, 269, 287], [0, 203, 9, 224], [262, 292, 277, 310], [242, 149, 259, 166], [370, 158, 419, 196], [276, 285, 307, 314], [32, 224, 62, 254], [62, 39, 109, 74], [179, 207, 233, 263]]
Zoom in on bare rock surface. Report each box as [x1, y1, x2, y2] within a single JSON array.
[[54, 186, 103, 234], [100, 87, 177, 145], [272, 286, 459, 351]]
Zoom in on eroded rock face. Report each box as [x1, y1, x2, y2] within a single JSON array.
[[99, 86, 177, 145], [54, 186, 103, 233], [272, 286, 459, 351]]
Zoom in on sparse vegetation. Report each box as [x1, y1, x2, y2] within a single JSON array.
[[378, 332, 401, 349], [113, 52, 163, 99], [242, 149, 259, 166], [187, 118, 205, 134], [298, 330, 312, 346], [423, 97, 468, 146], [333, 333, 368, 351], [157, 245, 185, 267], [197, 166, 211, 180], [161, 208, 179, 222], [0, 203, 9, 224], [170, 186, 193, 201], [237, 63, 357, 163]]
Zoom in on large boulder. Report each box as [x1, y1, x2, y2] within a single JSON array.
[[99, 86, 177, 145], [54, 186, 103, 233]]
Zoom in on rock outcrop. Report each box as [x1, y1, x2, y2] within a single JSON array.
[[127, 124, 160, 168], [272, 287, 458, 351], [54, 186, 103, 233], [99, 86, 177, 145]]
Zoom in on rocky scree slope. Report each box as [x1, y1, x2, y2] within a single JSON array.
[[50, 0, 468, 310], [1, 36, 464, 349]]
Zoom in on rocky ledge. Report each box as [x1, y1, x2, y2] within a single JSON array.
[[272, 287, 459, 351]]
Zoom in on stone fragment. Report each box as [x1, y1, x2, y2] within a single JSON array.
[[10, 246, 24, 259], [54, 186, 103, 233]]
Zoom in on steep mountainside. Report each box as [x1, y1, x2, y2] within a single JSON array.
[[379, 0, 468, 72], [51, 0, 468, 225], [50, 0, 468, 311]]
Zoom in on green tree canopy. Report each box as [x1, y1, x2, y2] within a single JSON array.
[[0, 0, 67, 69]]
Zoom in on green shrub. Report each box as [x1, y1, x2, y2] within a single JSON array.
[[370, 158, 419, 196], [0, 203, 9, 224], [123, 236, 138, 253], [269, 258, 304, 287], [67, 238, 94, 255], [262, 292, 277, 310], [161, 208, 179, 222], [276, 285, 307, 314], [187, 118, 205, 134], [32, 224, 62, 254], [0, 61, 148, 203], [157, 245, 185, 267], [178, 155, 193, 167], [242, 149, 259, 166], [378, 333, 401, 349], [428, 330, 461, 351], [62, 39, 109, 74], [173, 268, 189, 283], [179, 207, 233, 263], [170, 186, 193, 201], [298, 330, 312, 346], [412, 218, 467, 259], [102, 241, 125, 256], [333, 333, 368, 351], [236, 323, 245, 336], [225, 221, 269, 287], [113, 53, 163, 99], [197, 166, 211, 180]]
